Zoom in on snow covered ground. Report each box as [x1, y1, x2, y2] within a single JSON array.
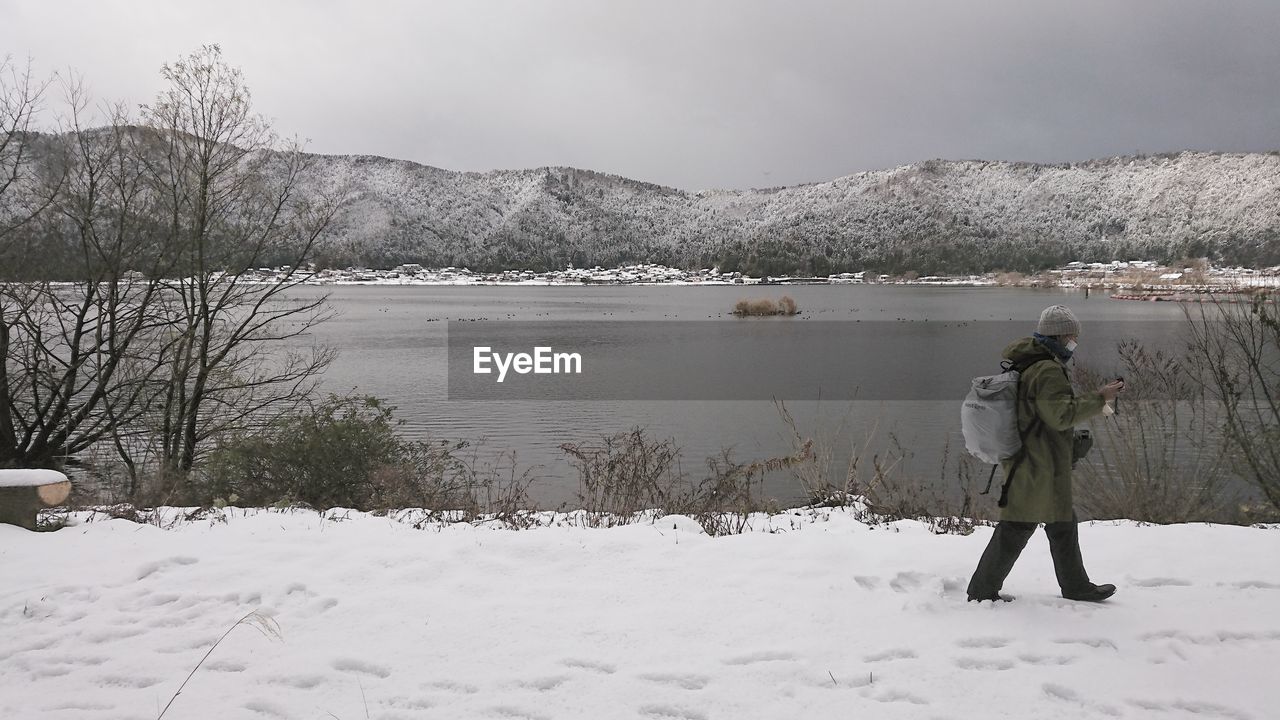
[[3, 508, 1278, 720]]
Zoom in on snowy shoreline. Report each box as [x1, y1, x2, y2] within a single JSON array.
[[26, 261, 1280, 291], [241, 261, 1280, 290]]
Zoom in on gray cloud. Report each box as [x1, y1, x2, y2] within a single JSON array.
[[4, 0, 1278, 190]]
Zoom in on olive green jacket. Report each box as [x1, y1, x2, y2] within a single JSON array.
[[998, 337, 1105, 523]]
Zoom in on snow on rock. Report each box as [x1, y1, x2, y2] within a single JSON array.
[[1, 508, 1277, 719], [0, 469, 69, 488]]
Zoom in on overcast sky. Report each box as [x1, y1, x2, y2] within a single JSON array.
[[4, 0, 1279, 190]]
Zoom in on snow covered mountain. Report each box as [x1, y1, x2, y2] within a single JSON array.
[[301, 151, 1280, 274]]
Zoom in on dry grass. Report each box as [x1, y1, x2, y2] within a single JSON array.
[[732, 295, 799, 316], [773, 399, 995, 534], [157, 611, 281, 719], [366, 440, 539, 528], [1073, 341, 1242, 523], [559, 426, 805, 535]]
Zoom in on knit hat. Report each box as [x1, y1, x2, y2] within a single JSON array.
[[1036, 305, 1081, 337]]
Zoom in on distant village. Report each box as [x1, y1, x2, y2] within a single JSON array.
[[238, 260, 1280, 291]]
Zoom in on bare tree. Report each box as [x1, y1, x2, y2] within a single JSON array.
[[1, 77, 179, 471], [1185, 294, 1280, 512], [0, 56, 57, 252], [135, 45, 343, 493]]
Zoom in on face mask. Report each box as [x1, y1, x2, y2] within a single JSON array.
[[1066, 340, 1078, 352]]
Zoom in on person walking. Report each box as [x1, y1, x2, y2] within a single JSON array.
[[966, 305, 1125, 603]]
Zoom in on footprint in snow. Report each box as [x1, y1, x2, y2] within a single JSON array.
[[6, 637, 61, 656], [424, 680, 480, 694], [135, 556, 199, 581], [639, 704, 708, 720], [331, 657, 391, 679], [863, 648, 916, 662], [521, 675, 571, 691], [1131, 577, 1193, 587], [490, 706, 550, 720], [50, 655, 109, 668], [889, 572, 926, 592], [1043, 683, 1080, 701], [272, 674, 326, 689], [954, 657, 1015, 671], [1138, 629, 1184, 641], [1045, 683, 1123, 716], [379, 696, 436, 711], [639, 672, 710, 690], [284, 582, 310, 595], [1231, 580, 1280, 590], [1126, 698, 1253, 720], [1053, 637, 1118, 650], [155, 634, 224, 654], [875, 689, 929, 705], [954, 636, 1011, 649], [84, 626, 146, 644], [1016, 653, 1075, 666], [243, 700, 290, 718], [722, 650, 796, 666], [95, 674, 162, 689], [1139, 629, 1280, 645], [853, 576, 880, 590], [561, 658, 617, 674]]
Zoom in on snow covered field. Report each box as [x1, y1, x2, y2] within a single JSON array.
[[3, 508, 1278, 720]]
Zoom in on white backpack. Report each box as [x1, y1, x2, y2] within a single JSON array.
[[961, 368, 1023, 465], [961, 359, 1042, 506]]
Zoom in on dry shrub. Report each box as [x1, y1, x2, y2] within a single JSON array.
[[369, 440, 537, 527], [774, 400, 993, 534], [858, 434, 994, 534], [732, 296, 799, 316], [686, 444, 805, 535], [560, 427, 804, 534], [560, 428, 683, 525], [1073, 340, 1240, 523], [1185, 295, 1280, 515]]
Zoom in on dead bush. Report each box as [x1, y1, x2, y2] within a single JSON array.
[[1074, 340, 1240, 523], [732, 296, 800, 316], [560, 427, 805, 534], [774, 399, 992, 533]]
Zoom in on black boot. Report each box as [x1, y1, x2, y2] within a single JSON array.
[[1063, 583, 1116, 602], [967, 592, 1016, 603], [1045, 514, 1113, 601]]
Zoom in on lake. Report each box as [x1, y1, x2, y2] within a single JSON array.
[[279, 284, 1193, 508]]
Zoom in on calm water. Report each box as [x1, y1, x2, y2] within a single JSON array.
[[278, 285, 1191, 507]]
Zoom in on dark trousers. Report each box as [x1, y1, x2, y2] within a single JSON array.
[[967, 513, 1091, 598]]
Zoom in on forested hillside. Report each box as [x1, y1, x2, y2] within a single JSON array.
[[298, 151, 1280, 274]]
